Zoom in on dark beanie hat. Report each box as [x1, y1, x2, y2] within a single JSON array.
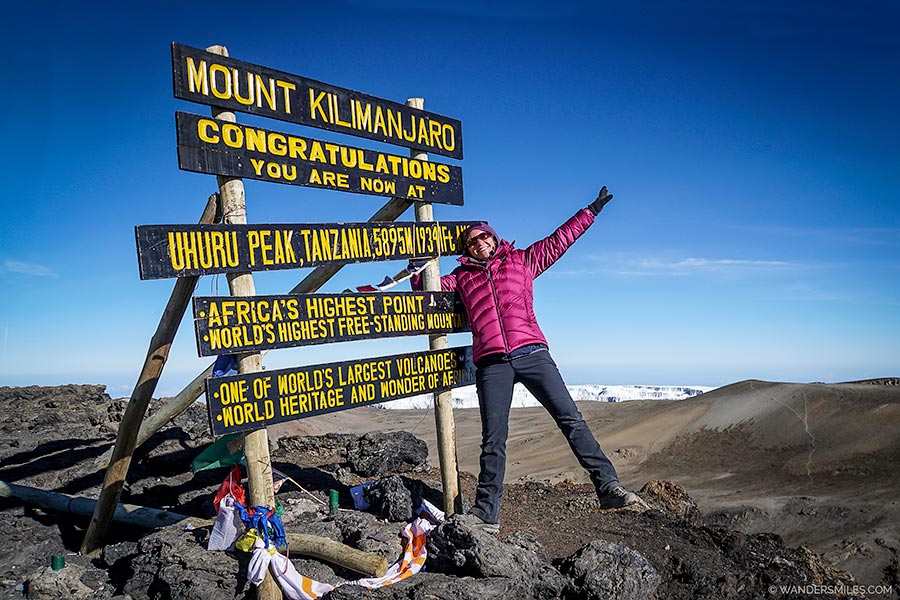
[[460, 222, 499, 256]]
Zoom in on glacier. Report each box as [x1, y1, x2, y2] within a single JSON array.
[[376, 383, 714, 410]]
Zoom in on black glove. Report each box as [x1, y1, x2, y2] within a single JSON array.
[[587, 186, 614, 215]]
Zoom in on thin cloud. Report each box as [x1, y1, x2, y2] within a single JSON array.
[[554, 254, 794, 277], [635, 257, 790, 272], [2, 260, 58, 278]]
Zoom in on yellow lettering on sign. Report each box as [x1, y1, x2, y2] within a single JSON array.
[[288, 137, 307, 160], [247, 231, 260, 266], [309, 89, 328, 121], [442, 124, 456, 152], [209, 64, 232, 100], [187, 58, 209, 95], [268, 133, 287, 156], [386, 155, 402, 175], [222, 123, 243, 148], [361, 177, 396, 195], [168, 230, 239, 272], [352, 99, 372, 132], [387, 109, 403, 141], [350, 384, 376, 404], [259, 230, 274, 265], [233, 69, 255, 105], [379, 375, 427, 398], [373, 106, 387, 136], [339, 146, 357, 169], [428, 120, 442, 148], [198, 119, 219, 143], [246, 127, 266, 152], [257, 75, 276, 110], [183, 55, 295, 114], [279, 230, 296, 264], [250, 158, 265, 176], [357, 150, 374, 172], [417, 117, 431, 146], [218, 379, 249, 406], [374, 154, 389, 174], [276, 81, 296, 114], [329, 93, 351, 127]]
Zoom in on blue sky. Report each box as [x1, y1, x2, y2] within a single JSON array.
[[1, 1, 898, 395]]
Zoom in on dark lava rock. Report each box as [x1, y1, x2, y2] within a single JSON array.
[[557, 539, 661, 600], [346, 431, 429, 476], [274, 431, 429, 478], [272, 433, 356, 466], [363, 475, 424, 522], [427, 514, 544, 582], [101, 541, 140, 568], [325, 571, 535, 599], [122, 526, 250, 600]]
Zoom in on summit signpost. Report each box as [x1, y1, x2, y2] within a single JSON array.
[[172, 43, 463, 159], [88, 43, 469, 594], [176, 111, 463, 204], [173, 44, 470, 523], [193, 291, 469, 356], [135, 221, 475, 279], [206, 347, 475, 436]]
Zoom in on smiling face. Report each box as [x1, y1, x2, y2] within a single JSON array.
[[465, 228, 497, 260]]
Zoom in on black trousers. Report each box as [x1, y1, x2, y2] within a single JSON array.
[[468, 350, 621, 524]]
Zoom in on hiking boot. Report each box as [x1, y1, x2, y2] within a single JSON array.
[[597, 485, 640, 509], [454, 512, 501, 536]]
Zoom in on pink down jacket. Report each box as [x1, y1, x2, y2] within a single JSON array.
[[418, 208, 596, 363]]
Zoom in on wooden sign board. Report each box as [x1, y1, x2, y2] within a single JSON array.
[[172, 43, 463, 160], [176, 112, 463, 205], [135, 221, 477, 280], [193, 292, 469, 356], [206, 346, 476, 435]]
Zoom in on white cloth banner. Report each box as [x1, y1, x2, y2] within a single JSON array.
[[248, 500, 443, 600], [207, 495, 243, 551]]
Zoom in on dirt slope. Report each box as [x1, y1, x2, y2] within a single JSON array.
[[307, 380, 900, 593]]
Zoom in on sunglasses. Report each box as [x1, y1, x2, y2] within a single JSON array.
[[466, 232, 493, 247]]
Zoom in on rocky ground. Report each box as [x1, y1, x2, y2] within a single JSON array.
[[0, 385, 878, 599]]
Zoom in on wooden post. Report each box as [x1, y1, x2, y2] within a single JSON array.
[[407, 97, 462, 516], [96, 197, 415, 470], [80, 193, 220, 555], [205, 45, 280, 600]]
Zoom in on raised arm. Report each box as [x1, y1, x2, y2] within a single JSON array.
[[410, 265, 459, 291], [524, 186, 613, 278]]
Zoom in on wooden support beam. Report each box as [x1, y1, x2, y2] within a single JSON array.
[[3, 481, 388, 577], [407, 97, 461, 516], [80, 192, 220, 555], [96, 196, 415, 470]]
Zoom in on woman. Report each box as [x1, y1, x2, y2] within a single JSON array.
[[415, 186, 639, 533]]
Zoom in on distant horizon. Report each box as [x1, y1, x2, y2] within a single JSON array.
[[3, 370, 895, 400]]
